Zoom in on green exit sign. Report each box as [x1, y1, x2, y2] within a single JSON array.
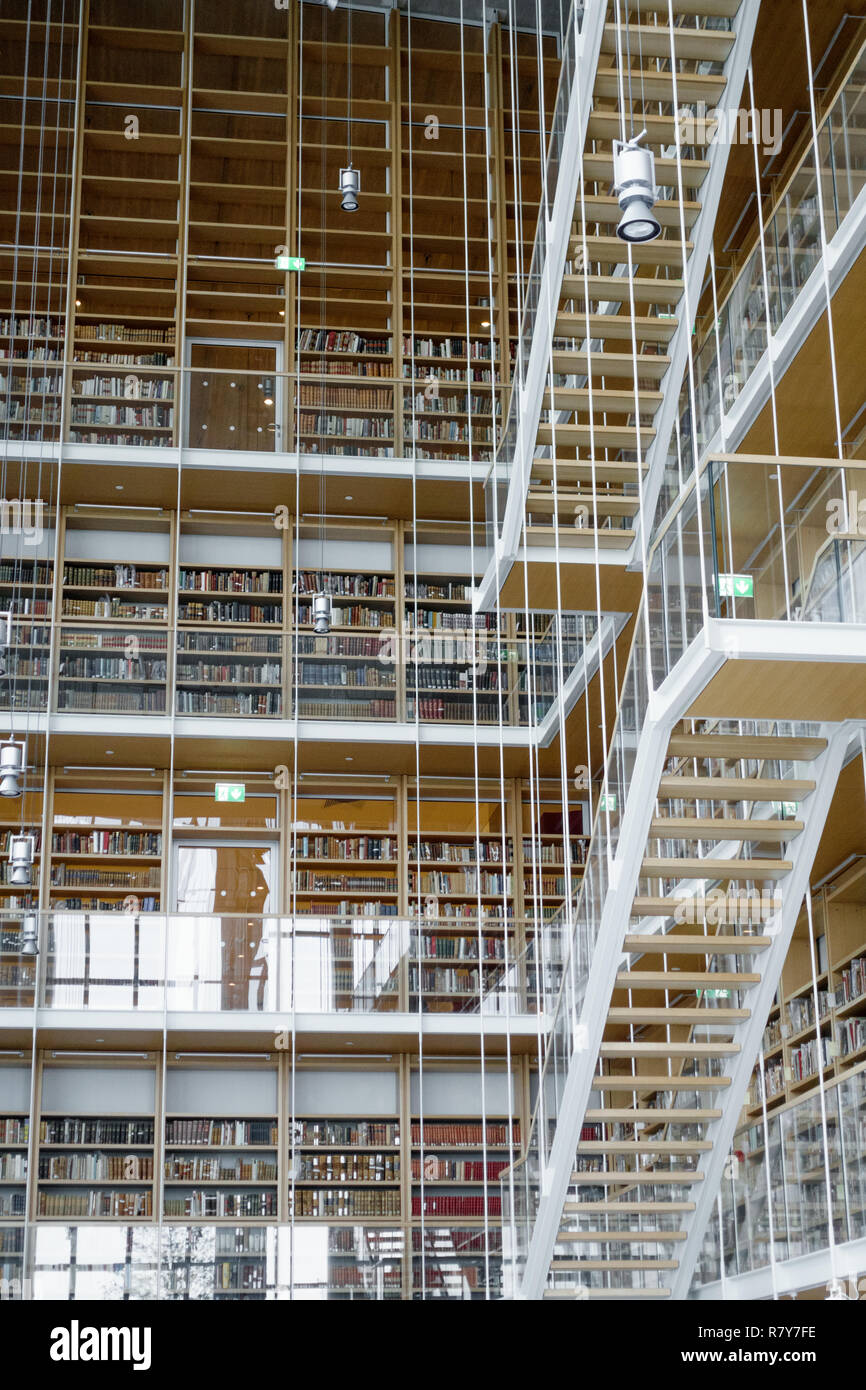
[[599, 793, 617, 813], [276, 254, 305, 271], [215, 783, 245, 803], [717, 573, 754, 599]]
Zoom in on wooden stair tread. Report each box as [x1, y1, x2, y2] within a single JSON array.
[[542, 386, 665, 410], [559, 272, 685, 303], [622, 934, 770, 955], [600, 1041, 742, 1056], [615, 969, 760, 986], [543, 1287, 671, 1299], [565, 1201, 696, 1214], [600, 22, 736, 61], [550, 1258, 680, 1270], [640, 856, 791, 878], [568, 1171, 703, 1183], [608, 1008, 750, 1024], [657, 775, 815, 798], [577, 1140, 713, 1153], [550, 348, 671, 376], [557, 1229, 688, 1241], [585, 1107, 722, 1121], [649, 816, 803, 840], [591, 1073, 731, 1089], [667, 734, 827, 761]]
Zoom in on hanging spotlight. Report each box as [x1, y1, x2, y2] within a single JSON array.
[[313, 592, 332, 635], [263, 378, 275, 406], [0, 740, 25, 798], [613, 131, 661, 244], [9, 834, 35, 886], [19, 913, 38, 958], [322, 0, 339, 8], [339, 165, 360, 213]]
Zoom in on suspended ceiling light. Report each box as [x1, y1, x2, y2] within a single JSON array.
[[0, 740, 25, 798], [20, 913, 38, 958], [9, 834, 35, 886], [613, 131, 661, 244], [322, 0, 338, 8], [339, 164, 360, 213], [313, 592, 332, 635]]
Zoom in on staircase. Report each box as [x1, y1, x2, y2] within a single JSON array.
[[540, 720, 849, 1299], [525, 0, 745, 555]]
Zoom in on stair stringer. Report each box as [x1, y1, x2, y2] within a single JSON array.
[[518, 639, 724, 1298], [669, 721, 854, 1299]]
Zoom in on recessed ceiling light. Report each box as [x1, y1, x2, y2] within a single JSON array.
[[345, 756, 353, 761], [75, 298, 82, 307], [105, 749, 114, 755], [279, 310, 285, 317], [481, 319, 490, 327], [345, 495, 353, 501], [115, 484, 123, 491]]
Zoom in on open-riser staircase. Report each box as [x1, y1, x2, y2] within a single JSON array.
[[526, 0, 750, 556], [543, 720, 850, 1299]]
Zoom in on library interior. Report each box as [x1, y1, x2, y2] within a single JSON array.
[[0, 0, 865, 1305]]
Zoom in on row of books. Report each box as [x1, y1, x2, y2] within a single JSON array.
[[297, 699, 395, 720], [0, 1155, 26, 1180], [37, 1191, 153, 1216], [292, 872, 395, 893], [176, 661, 281, 685], [403, 337, 493, 360], [408, 967, 484, 995], [411, 1123, 518, 1147], [166, 1120, 278, 1146], [297, 330, 391, 355], [214, 1262, 266, 1290], [403, 364, 495, 382], [410, 842, 509, 864], [411, 1160, 509, 1181], [179, 632, 281, 654], [0, 373, 62, 393], [411, 1196, 502, 1215], [165, 1159, 277, 1182], [288, 1189, 400, 1217], [0, 403, 60, 422], [297, 386, 393, 408], [0, 346, 61, 361], [299, 442, 396, 459], [296, 635, 387, 658], [69, 405, 173, 427], [294, 1122, 398, 1147], [297, 663, 395, 689], [297, 1154, 398, 1182], [63, 565, 168, 589], [786, 991, 833, 1036], [40, 1118, 154, 1144], [305, 360, 392, 377], [1, 316, 63, 337], [57, 692, 166, 713], [523, 839, 587, 865], [297, 414, 392, 439], [414, 935, 507, 961], [178, 569, 283, 595], [405, 420, 493, 443], [407, 698, 499, 722], [59, 657, 167, 680], [72, 377, 173, 399], [297, 603, 393, 628], [63, 629, 166, 649], [178, 601, 282, 624], [409, 670, 504, 692], [295, 573, 395, 598], [836, 957, 866, 1005], [406, 393, 499, 416], [410, 871, 512, 894], [411, 903, 513, 921], [175, 691, 282, 715], [51, 832, 162, 856], [74, 351, 175, 366], [39, 1155, 154, 1180], [47, 895, 160, 910], [0, 562, 51, 584], [0, 1194, 26, 1216], [60, 598, 167, 619], [836, 1017, 866, 1058], [76, 323, 176, 343], [790, 1036, 833, 1083], [49, 866, 160, 888], [0, 1119, 29, 1143], [294, 837, 396, 862], [69, 431, 172, 446], [163, 1192, 277, 1217]]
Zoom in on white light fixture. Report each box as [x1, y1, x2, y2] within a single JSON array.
[[20, 913, 38, 957], [339, 165, 360, 213], [613, 131, 661, 244], [9, 834, 35, 886], [313, 592, 332, 635], [263, 378, 275, 406], [0, 740, 25, 798], [323, 0, 338, 8]]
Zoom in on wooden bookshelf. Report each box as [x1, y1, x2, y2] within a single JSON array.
[[48, 780, 166, 914], [36, 1113, 156, 1220], [745, 859, 866, 1117], [0, 1114, 28, 1222]]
